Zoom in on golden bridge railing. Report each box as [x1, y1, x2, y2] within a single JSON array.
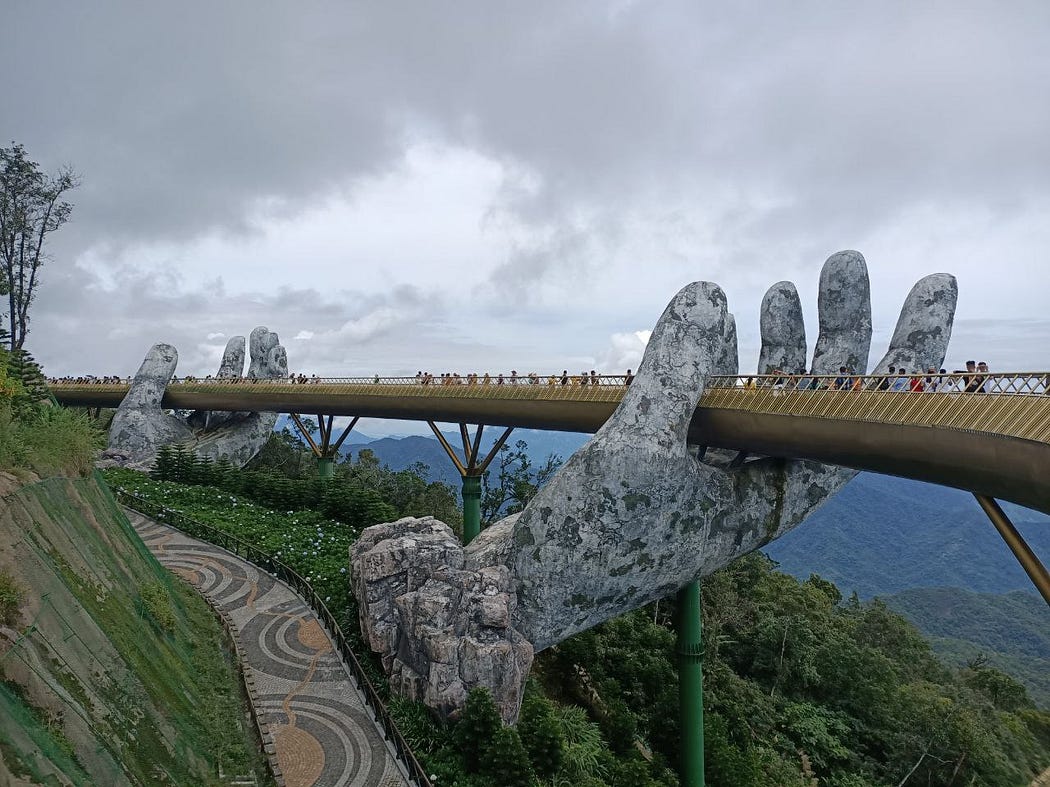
[[702, 373, 1050, 444], [49, 372, 1050, 443]]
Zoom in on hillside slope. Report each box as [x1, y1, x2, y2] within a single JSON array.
[[764, 473, 1050, 597], [884, 587, 1050, 708], [0, 472, 268, 785]]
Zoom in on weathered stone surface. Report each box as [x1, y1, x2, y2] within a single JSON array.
[[104, 344, 193, 467], [102, 327, 287, 470], [811, 250, 872, 374], [758, 281, 806, 374], [350, 250, 958, 722], [872, 274, 958, 374], [350, 517, 533, 723]]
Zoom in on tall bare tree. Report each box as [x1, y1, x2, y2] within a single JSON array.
[[0, 143, 78, 351]]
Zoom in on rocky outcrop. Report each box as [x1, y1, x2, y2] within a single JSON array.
[[350, 518, 532, 724], [349, 251, 959, 722], [102, 327, 287, 470]]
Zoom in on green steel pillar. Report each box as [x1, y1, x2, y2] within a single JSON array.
[[461, 475, 482, 544], [317, 456, 335, 479], [677, 580, 705, 787]]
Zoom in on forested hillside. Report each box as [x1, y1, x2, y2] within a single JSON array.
[[103, 433, 1050, 786], [885, 587, 1050, 708], [765, 473, 1050, 597]]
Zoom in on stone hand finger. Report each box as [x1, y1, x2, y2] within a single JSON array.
[[103, 342, 191, 467], [871, 274, 958, 374], [216, 336, 245, 378], [247, 327, 285, 379], [603, 280, 731, 451], [810, 250, 872, 374], [123, 343, 178, 410], [758, 281, 806, 375]]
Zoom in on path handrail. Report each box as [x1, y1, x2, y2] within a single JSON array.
[[112, 488, 433, 787]]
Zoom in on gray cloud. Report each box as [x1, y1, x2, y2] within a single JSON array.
[[5, 1, 1049, 419]]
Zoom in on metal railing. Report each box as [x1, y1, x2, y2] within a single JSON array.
[[702, 373, 1050, 443], [51, 371, 1050, 443], [112, 488, 433, 787]]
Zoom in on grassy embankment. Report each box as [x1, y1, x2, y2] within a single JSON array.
[[0, 363, 271, 785]]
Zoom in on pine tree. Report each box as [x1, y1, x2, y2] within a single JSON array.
[[458, 687, 502, 773], [152, 444, 176, 481], [193, 454, 215, 486], [482, 726, 535, 787], [517, 692, 564, 779], [171, 443, 193, 483], [7, 347, 48, 402]]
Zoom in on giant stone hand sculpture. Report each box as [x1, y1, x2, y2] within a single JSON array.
[[350, 251, 958, 722], [102, 327, 288, 470]]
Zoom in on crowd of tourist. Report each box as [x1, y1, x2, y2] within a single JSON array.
[[743, 360, 1007, 393], [48, 375, 131, 385], [50, 362, 1044, 395], [412, 370, 635, 386]]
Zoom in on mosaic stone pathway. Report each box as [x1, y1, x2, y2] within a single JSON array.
[[128, 511, 409, 787]]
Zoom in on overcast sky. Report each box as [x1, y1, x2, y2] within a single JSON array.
[[6, 2, 1050, 435]]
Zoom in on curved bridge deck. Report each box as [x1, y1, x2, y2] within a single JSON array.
[[53, 373, 1050, 515]]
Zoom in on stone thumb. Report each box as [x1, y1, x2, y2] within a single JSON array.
[[605, 281, 729, 451], [121, 343, 178, 411]]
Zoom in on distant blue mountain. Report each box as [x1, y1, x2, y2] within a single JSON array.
[[273, 414, 378, 445], [341, 428, 589, 488], [763, 473, 1050, 598]]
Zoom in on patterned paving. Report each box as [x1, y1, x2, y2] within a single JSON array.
[[128, 511, 409, 787]]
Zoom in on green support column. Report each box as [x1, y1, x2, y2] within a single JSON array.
[[677, 580, 705, 787], [317, 456, 335, 479], [461, 475, 482, 544]]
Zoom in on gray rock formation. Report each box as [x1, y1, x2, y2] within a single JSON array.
[[350, 517, 533, 723], [102, 327, 287, 470], [349, 251, 959, 723]]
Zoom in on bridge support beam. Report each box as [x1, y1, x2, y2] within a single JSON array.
[[289, 413, 359, 479], [676, 580, 705, 787], [975, 495, 1050, 605], [427, 421, 514, 544]]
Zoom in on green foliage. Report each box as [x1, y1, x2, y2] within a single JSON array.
[[517, 689, 564, 778], [885, 586, 1050, 708], [459, 688, 502, 773], [138, 582, 176, 633], [152, 444, 400, 530], [0, 142, 78, 352], [481, 725, 534, 787], [541, 551, 1050, 786], [549, 704, 608, 783], [0, 570, 23, 626], [0, 398, 103, 476], [6, 348, 49, 402], [480, 439, 561, 524], [108, 442, 1050, 787]]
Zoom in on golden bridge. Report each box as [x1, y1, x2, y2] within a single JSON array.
[[52, 371, 1050, 603]]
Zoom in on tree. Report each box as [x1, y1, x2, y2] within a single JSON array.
[[0, 143, 78, 351], [480, 439, 562, 524]]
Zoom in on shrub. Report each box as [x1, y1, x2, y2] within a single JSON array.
[[0, 401, 102, 476], [139, 582, 176, 633], [0, 570, 24, 626], [458, 687, 502, 773], [481, 725, 534, 787], [518, 690, 564, 778]]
